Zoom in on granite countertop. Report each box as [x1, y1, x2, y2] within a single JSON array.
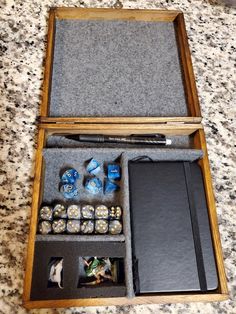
[[0, 0, 235, 313]]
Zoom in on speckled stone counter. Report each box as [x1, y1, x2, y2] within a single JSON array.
[[0, 1, 235, 313]]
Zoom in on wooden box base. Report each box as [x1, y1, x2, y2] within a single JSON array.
[[23, 124, 228, 309]]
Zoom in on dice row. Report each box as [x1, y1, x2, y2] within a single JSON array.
[[39, 204, 122, 221], [38, 219, 122, 235]]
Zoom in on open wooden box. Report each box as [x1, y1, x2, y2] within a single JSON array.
[[23, 8, 228, 309]]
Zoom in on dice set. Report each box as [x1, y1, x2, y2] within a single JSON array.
[[60, 168, 80, 199], [38, 204, 123, 235], [59, 161, 121, 200]]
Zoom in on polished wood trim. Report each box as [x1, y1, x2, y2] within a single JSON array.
[[174, 13, 201, 117], [194, 130, 228, 295], [55, 7, 181, 22], [40, 9, 56, 117], [23, 292, 228, 309], [23, 129, 46, 302], [39, 123, 202, 136], [40, 117, 202, 124]]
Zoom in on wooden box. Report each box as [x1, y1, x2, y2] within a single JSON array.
[[23, 8, 228, 309]]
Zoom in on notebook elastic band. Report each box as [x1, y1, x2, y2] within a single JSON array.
[[184, 162, 207, 292]]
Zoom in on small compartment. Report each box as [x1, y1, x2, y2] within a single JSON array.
[[78, 257, 125, 286], [46, 134, 195, 149], [30, 241, 127, 300], [42, 149, 124, 207], [37, 149, 125, 238], [47, 257, 63, 289]]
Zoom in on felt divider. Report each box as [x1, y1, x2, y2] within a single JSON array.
[[39, 147, 203, 299], [31, 241, 126, 300], [49, 19, 188, 117], [36, 234, 125, 242]]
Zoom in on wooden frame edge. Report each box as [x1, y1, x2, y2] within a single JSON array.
[[174, 13, 201, 117], [54, 7, 181, 21], [38, 123, 203, 135], [40, 117, 202, 124], [23, 293, 228, 309], [40, 8, 56, 117], [23, 129, 46, 303]]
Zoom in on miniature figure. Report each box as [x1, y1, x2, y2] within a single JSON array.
[[49, 259, 63, 289], [82, 257, 113, 285]]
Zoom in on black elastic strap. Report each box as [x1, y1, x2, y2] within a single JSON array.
[[131, 156, 153, 162], [132, 257, 140, 294], [183, 162, 207, 292]]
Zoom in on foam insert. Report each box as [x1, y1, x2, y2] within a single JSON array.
[[49, 19, 188, 117], [31, 241, 126, 300]]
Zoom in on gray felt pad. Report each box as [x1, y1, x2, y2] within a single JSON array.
[[49, 19, 188, 117]]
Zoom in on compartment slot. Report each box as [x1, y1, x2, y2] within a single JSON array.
[[47, 257, 63, 289], [31, 241, 126, 300], [46, 134, 194, 149], [42, 149, 124, 206], [78, 257, 125, 286]]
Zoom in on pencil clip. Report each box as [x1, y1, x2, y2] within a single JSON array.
[[130, 133, 166, 138]]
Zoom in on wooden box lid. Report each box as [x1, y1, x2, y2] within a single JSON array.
[[40, 8, 201, 124]]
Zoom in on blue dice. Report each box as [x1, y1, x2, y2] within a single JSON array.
[[61, 168, 80, 184], [85, 177, 103, 195], [60, 184, 79, 199], [86, 158, 101, 175], [104, 179, 120, 194], [60, 168, 79, 199], [107, 164, 121, 181]]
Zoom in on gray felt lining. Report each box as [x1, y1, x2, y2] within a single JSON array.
[[49, 19, 188, 117], [36, 234, 125, 242], [41, 147, 203, 298]]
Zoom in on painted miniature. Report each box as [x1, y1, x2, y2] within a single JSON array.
[[82, 257, 113, 285], [48, 259, 63, 289]]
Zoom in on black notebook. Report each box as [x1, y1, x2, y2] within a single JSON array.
[[129, 161, 218, 294]]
